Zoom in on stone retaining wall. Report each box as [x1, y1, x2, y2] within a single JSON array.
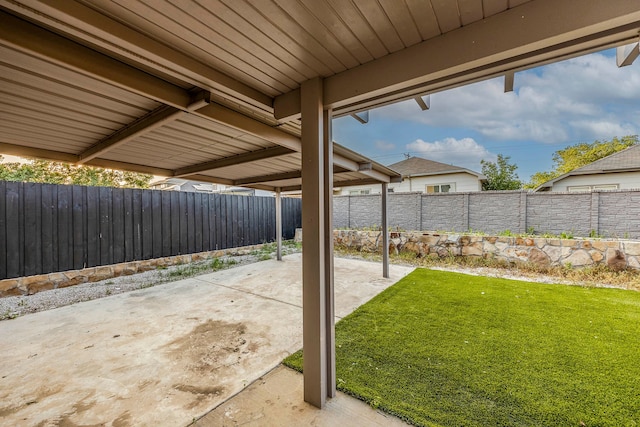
[[0, 243, 267, 298], [334, 230, 640, 271]]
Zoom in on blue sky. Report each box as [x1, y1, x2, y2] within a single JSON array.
[[332, 48, 640, 182]]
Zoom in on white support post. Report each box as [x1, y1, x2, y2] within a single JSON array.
[[382, 183, 390, 278], [275, 187, 282, 261], [301, 77, 334, 408]]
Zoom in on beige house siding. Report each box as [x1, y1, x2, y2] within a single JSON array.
[[551, 172, 640, 192]]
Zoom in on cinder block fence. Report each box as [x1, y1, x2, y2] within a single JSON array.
[[334, 190, 640, 239]]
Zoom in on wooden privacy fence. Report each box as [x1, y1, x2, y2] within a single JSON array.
[[0, 181, 302, 279]]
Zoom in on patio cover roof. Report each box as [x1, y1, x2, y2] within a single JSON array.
[[1, 1, 638, 191], [1, 0, 639, 411]]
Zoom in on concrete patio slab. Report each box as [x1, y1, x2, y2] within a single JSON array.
[[194, 365, 408, 427], [0, 254, 413, 426]]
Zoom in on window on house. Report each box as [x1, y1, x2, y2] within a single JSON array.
[[349, 189, 371, 195], [426, 183, 455, 193], [567, 184, 619, 192]]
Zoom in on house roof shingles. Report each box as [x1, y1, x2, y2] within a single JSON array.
[[388, 156, 485, 179], [536, 144, 640, 191], [571, 144, 640, 173]]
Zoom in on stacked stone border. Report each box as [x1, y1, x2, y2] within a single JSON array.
[[334, 230, 640, 272], [0, 243, 268, 298]]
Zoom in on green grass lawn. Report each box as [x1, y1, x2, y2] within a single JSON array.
[[284, 269, 640, 426]]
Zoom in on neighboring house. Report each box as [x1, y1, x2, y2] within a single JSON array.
[[337, 156, 485, 195], [534, 145, 640, 192], [151, 178, 270, 196]]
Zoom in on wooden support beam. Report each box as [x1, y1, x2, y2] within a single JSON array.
[[80, 90, 210, 163], [179, 173, 235, 186], [174, 146, 294, 177], [504, 71, 515, 92], [0, 11, 190, 108], [78, 105, 183, 163], [414, 95, 430, 111], [333, 178, 392, 187], [350, 110, 369, 124], [617, 41, 640, 67], [234, 170, 301, 186]]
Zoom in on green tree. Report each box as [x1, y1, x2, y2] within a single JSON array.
[[525, 135, 638, 189], [480, 154, 521, 190], [0, 156, 153, 188]]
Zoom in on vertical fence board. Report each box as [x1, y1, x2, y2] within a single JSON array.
[[132, 189, 143, 261], [268, 197, 274, 241], [86, 186, 100, 267], [5, 182, 21, 278], [99, 187, 113, 266], [238, 196, 246, 246], [40, 184, 54, 274], [123, 189, 134, 262], [227, 195, 235, 248], [215, 194, 223, 250], [170, 191, 180, 255], [23, 182, 38, 276], [179, 192, 188, 254], [258, 198, 268, 242], [141, 190, 153, 260], [194, 193, 203, 253], [161, 191, 171, 256], [55, 185, 68, 271], [0, 181, 6, 279], [201, 194, 210, 251], [72, 186, 85, 269], [112, 188, 125, 264], [251, 197, 258, 244], [187, 193, 196, 254], [152, 190, 162, 259], [210, 194, 217, 250]]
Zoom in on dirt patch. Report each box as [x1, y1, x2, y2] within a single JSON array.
[[49, 395, 98, 427], [0, 385, 63, 419], [112, 411, 132, 427], [165, 319, 255, 375], [163, 319, 264, 410], [173, 384, 226, 410]]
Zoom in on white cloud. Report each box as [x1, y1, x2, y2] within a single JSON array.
[[377, 51, 640, 144], [406, 137, 496, 171], [375, 140, 395, 151]]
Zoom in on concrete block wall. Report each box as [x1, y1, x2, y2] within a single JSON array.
[[421, 193, 466, 231], [335, 189, 640, 239], [598, 191, 640, 238], [333, 196, 350, 228], [348, 194, 381, 229], [527, 193, 592, 236], [390, 193, 421, 231], [468, 191, 522, 234]]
